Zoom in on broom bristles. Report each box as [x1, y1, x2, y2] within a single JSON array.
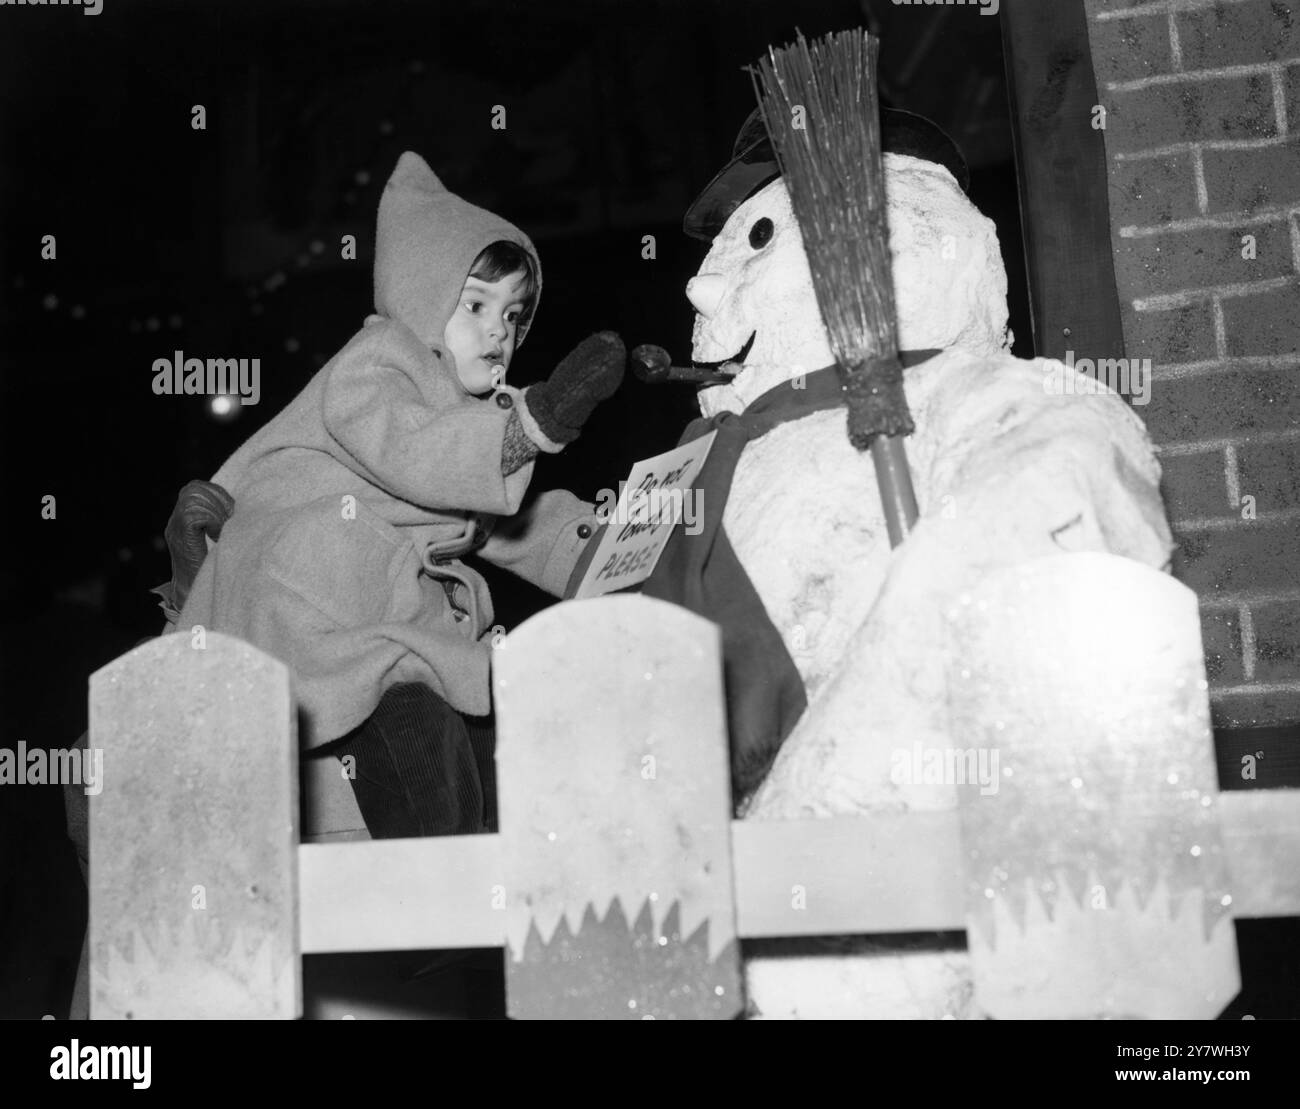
[[750, 29, 914, 445]]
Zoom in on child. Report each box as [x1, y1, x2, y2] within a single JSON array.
[[172, 151, 623, 839]]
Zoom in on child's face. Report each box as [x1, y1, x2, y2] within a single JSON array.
[[443, 271, 529, 395]]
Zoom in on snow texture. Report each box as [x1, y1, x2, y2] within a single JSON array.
[[685, 153, 1176, 1018]]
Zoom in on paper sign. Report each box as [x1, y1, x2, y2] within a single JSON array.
[[573, 432, 717, 599]]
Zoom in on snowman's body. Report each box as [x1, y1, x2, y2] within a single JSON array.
[[686, 155, 1175, 1018]]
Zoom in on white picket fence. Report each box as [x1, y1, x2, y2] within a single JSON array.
[[86, 571, 1300, 1019]]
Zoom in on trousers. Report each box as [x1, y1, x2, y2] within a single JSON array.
[[329, 681, 496, 839]]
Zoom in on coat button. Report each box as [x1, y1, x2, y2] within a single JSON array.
[[495, 392, 513, 409], [577, 523, 592, 539]]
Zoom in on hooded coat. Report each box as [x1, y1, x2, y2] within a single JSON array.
[[176, 152, 598, 752]]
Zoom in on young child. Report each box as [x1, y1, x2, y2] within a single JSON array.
[[171, 151, 622, 839]]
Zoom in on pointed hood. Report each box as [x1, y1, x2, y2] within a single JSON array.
[[373, 151, 542, 350]]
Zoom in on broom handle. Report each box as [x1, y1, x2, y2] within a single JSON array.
[[869, 433, 919, 548]]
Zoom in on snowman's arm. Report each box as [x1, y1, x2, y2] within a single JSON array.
[[747, 368, 1175, 819], [932, 361, 1174, 570]]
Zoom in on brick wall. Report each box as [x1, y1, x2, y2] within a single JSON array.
[[1084, 0, 1300, 727]]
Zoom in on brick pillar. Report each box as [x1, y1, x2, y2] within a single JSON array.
[[1084, 0, 1300, 727]]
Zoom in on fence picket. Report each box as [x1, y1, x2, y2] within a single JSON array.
[[494, 595, 743, 1019], [88, 632, 299, 1019]]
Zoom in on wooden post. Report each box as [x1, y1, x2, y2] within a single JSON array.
[[88, 631, 300, 1019], [494, 595, 743, 1019], [944, 553, 1240, 1018], [1001, 0, 1126, 363]]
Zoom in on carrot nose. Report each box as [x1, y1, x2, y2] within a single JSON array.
[[685, 274, 726, 318]]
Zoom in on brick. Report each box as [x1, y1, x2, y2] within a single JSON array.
[[1253, 598, 1300, 683], [1106, 72, 1278, 152], [1160, 447, 1233, 517], [1108, 150, 1201, 225], [1143, 365, 1300, 441], [1122, 301, 1219, 361], [1202, 136, 1300, 214], [1089, 9, 1173, 85], [1199, 605, 1247, 683], [1237, 435, 1300, 508], [1221, 283, 1300, 355], [1210, 687, 1300, 726], [1177, 0, 1300, 68], [1169, 516, 1300, 594], [1116, 219, 1294, 295]]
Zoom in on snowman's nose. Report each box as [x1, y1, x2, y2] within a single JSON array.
[[686, 274, 726, 318]]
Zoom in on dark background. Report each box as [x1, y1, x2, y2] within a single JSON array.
[[0, 0, 1290, 1021]]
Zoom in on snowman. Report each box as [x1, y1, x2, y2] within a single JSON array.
[[676, 109, 1176, 1018]]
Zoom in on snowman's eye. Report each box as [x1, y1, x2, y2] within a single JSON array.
[[748, 217, 774, 249]]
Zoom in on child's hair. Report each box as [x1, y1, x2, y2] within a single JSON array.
[[470, 240, 539, 334]]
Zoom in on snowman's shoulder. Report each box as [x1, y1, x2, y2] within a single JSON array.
[[904, 350, 1163, 522], [907, 348, 1151, 440], [906, 347, 1048, 396]]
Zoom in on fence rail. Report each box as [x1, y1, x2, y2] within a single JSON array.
[[88, 577, 1300, 1019], [299, 793, 1300, 953]]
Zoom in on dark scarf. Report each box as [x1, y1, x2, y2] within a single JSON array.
[[566, 350, 941, 803]]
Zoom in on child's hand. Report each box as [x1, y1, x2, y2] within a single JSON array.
[[165, 479, 235, 608], [521, 331, 625, 446]]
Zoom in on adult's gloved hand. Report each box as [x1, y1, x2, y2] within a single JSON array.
[[521, 331, 625, 447], [165, 479, 234, 608]]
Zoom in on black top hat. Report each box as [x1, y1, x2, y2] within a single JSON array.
[[682, 106, 970, 241]]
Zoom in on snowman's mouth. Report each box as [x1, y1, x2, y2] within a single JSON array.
[[692, 331, 755, 375]]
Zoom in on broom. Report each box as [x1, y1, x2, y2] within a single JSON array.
[[750, 29, 918, 548]]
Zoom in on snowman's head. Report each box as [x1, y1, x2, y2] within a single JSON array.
[[688, 153, 1012, 417]]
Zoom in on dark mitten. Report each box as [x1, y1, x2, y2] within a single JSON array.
[[520, 331, 625, 447], [165, 479, 234, 608]]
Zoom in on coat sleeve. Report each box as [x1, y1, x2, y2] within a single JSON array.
[[321, 332, 533, 515], [478, 488, 600, 598]]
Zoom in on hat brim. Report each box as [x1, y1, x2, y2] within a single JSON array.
[[682, 106, 971, 242]]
